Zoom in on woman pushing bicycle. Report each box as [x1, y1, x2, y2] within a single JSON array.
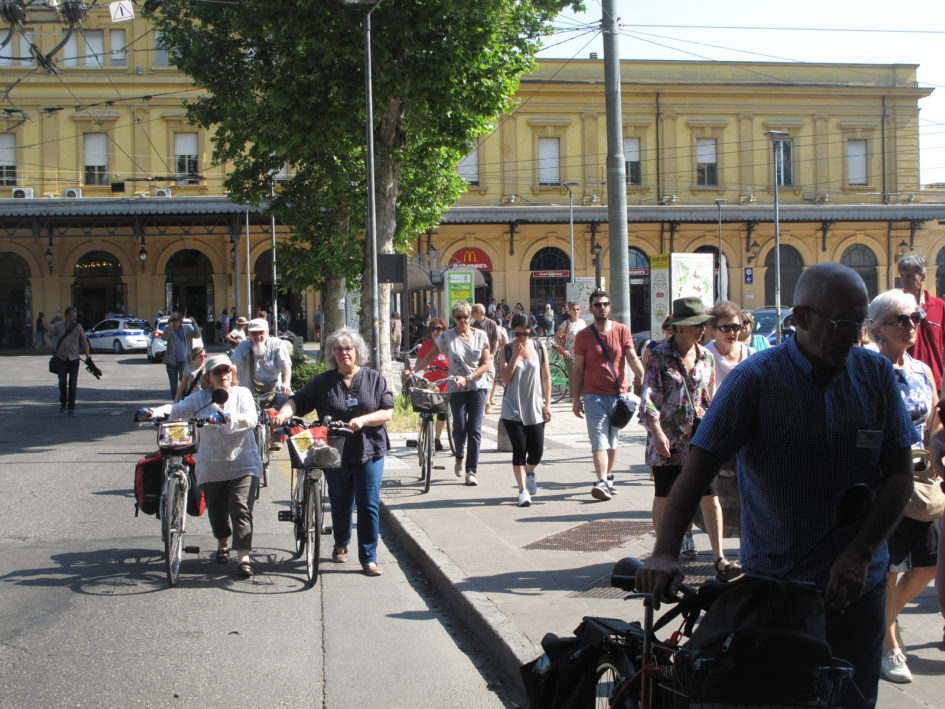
[[273, 327, 393, 577], [136, 354, 262, 579]]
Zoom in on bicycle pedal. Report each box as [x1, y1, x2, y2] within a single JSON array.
[[277, 510, 294, 521], [406, 439, 418, 447], [433, 465, 445, 470], [183, 545, 200, 554]]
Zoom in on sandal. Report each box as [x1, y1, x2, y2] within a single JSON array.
[[681, 530, 697, 559], [714, 557, 742, 582], [238, 561, 253, 579], [215, 548, 230, 564], [332, 547, 348, 563]]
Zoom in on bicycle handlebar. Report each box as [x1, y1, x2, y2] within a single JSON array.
[[279, 416, 351, 436]]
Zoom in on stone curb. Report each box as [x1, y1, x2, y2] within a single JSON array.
[[378, 500, 537, 694]]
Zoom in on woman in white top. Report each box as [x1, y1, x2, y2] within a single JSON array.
[[499, 313, 552, 507], [705, 301, 755, 389], [554, 301, 586, 392], [136, 354, 262, 579], [415, 300, 492, 486]]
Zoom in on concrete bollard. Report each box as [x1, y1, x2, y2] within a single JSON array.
[[496, 417, 513, 452]]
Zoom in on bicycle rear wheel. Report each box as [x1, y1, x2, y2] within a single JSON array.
[[594, 652, 638, 709], [550, 363, 570, 403], [303, 477, 322, 587], [163, 475, 186, 587], [291, 469, 305, 558], [421, 415, 434, 493]]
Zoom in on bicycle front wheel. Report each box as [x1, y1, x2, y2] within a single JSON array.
[[422, 415, 434, 493], [303, 477, 322, 587], [291, 469, 305, 558], [163, 475, 186, 587], [594, 652, 638, 709], [550, 363, 570, 403]]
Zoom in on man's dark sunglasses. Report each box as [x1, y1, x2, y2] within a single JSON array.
[[591, 301, 611, 308]]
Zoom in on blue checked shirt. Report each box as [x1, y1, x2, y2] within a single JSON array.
[[692, 337, 918, 592]]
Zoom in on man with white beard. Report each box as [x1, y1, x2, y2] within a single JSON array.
[[231, 317, 293, 415]]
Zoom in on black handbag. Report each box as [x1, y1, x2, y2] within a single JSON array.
[[588, 325, 636, 429]]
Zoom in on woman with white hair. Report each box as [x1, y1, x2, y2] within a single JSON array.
[[414, 300, 492, 486], [866, 288, 941, 684], [136, 354, 262, 579], [274, 327, 393, 576]]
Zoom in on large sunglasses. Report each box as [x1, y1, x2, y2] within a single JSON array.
[[430, 326, 445, 332], [883, 311, 923, 329], [716, 324, 742, 334], [591, 301, 611, 308], [454, 314, 470, 321], [512, 330, 530, 338], [211, 366, 232, 376]]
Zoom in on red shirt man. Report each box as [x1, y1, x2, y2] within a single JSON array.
[[899, 255, 945, 391]]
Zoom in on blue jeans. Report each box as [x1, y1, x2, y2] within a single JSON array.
[[324, 457, 384, 565], [826, 580, 885, 709], [449, 388, 487, 473]]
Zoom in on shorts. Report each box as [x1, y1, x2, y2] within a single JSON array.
[[652, 464, 718, 498], [583, 394, 621, 452], [887, 515, 939, 572]]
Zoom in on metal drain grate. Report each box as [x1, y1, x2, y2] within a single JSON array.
[[524, 519, 654, 552], [568, 555, 717, 598]]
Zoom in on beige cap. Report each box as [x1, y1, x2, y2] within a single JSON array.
[[236, 316, 248, 326], [204, 354, 236, 374], [247, 317, 269, 332]]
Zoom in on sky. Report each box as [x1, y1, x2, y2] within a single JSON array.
[[537, 0, 945, 186]]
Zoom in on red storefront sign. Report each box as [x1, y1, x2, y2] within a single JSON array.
[[448, 247, 493, 271], [531, 270, 569, 278], [629, 268, 650, 276]]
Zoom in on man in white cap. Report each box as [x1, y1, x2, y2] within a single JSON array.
[[230, 317, 292, 415]]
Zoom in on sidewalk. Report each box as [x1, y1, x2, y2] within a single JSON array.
[[377, 392, 945, 707]]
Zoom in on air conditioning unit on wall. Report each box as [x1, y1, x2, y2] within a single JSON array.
[[64, 188, 82, 198], [12, 188, 33, 198], [154, 188, 172, 198]]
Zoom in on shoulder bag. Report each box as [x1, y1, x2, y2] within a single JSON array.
[[904, 455, 945, 522], [48, 323, 78, 375], [673, 346, 704, 441], [589, 325, 635, 428]]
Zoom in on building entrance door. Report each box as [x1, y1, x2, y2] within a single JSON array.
[[72, 251, 125, 328]]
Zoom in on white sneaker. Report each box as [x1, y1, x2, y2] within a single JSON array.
[[591, 481, 612, 501], [517, 489, 531, 507], [525, 473, 537, 496], [881, 649, 912, 683], [454, 457, 464, 477], [606, 475, 617, 495], [465, 471, 478, 486]]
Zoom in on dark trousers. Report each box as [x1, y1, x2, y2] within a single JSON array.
[[202, 475, 257, 551], [826, 580, 885, 709], [165, 361, 186, 399], [57, 358, 80, 411], [501, 418, 545, 467], [449, 388, 487, 473]]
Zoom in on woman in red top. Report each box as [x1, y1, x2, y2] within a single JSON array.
[[415, 318, 450, 450]]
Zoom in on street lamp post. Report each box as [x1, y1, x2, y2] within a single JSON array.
[[714, 198, 725, 301], [765, 130, 789, 344], [563, 181, 579, 285]]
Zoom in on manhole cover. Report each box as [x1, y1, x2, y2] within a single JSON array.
[[524, 519, 654, 552]]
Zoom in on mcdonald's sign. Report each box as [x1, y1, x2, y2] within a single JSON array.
[[448, 247, 492, 271]]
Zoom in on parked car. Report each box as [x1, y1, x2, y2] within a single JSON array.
[[86, 317, 153, 353], [147, 317, 205, 362], [751, 307, 796, 345]]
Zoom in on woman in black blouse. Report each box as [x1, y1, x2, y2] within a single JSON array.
[[274, 327, 393, 576]]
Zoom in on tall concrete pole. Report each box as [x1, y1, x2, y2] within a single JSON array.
[[603, 0, 630, 326]]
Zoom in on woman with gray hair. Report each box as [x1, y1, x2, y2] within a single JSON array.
[[867, 289, 941, 683], [414, 300, 492, 486], [273, 327, 393, 576]]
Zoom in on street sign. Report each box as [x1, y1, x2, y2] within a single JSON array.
[[745, 267, 753, 285], [109, 1, 135, 22]]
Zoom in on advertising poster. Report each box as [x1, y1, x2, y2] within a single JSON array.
[[446, 270, 474, 325], [567, 277, 602, 322], [649, 253, 714, 334], [649, 254, 670, 334]]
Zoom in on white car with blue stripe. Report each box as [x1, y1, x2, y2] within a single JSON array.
[[86, 318, 153, 353]]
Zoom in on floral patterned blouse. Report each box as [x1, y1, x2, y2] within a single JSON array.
[[639, 338, 715, 466]]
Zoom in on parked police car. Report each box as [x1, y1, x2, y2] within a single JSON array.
[[86, 317, 152, 353]]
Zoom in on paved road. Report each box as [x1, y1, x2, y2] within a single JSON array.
[[0, 352, 516, 708]]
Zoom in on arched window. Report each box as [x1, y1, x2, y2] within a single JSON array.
[[0, 252, 32, 348], [74, 250, 122, 278], [165, 249, 214, 331], [840, 244, 878, 299], [764, 245, 804, 307], [529, 247, 569, 315], [72, 250, 125, 326]]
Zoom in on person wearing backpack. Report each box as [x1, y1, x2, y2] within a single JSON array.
[[498, 312, 552, 507], [43, 306, 90, 416], [174, 347, 208, 403]]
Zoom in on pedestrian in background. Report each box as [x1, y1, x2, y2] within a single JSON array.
[[541, 303, 555, 344], [31, 311, 46, 350], [44, 306, 90, 416], [391, 311, 403, 360], [554, 301, 586, 392], [866, 289, 941, 684], [898, 254, 945, 392], [174, 347, 208, 403], [499, 313, 552, 507], [571, 289, 645, 501], [705, 301, 755, 388], [471, 303, 499, 413], [161, 312, 196, 399]]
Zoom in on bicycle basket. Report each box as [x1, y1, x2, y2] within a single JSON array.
[[410, 388, 447, 414], [288, 426, 343, 469], [157, 422, 198, 453]]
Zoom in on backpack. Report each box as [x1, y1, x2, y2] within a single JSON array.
[[502, 341, 545, 369], [134, 451, 204, 517]]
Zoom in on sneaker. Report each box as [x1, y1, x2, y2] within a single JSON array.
[[591, 481, 612, 501], [465, 471, 478, 486], [67, 410, 76, 417], [881, 649, 912, 683], [606, 474, 618, 495], [454, 457, 464, 477], [525, 473, 537, 496], [517, 489, 531, 507], [269, 440, 282, 451], [434, 439, 444, 452], [59, 406, 66, 415]]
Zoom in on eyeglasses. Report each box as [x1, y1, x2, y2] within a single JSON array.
[[807, 308, 866, 335], [211, 367, 231, 376], [591, 301, 611, 308], [333, 346, 355, 354], [883, 311, 923, 329], [430, 326, 444, 332], [716, 324, 742, 334], [454, 314, 470, 321], [513, 330, 530, 338]]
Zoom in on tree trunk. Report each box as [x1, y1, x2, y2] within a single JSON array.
[[322, 274, 347, 362]]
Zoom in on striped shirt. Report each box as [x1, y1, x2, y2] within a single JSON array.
[[692, 337, 917, 592]]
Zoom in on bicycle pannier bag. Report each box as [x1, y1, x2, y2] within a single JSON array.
[[410, 388, 447, 415], [186, 457, 205, 517], [134, 451, 163, 516]]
